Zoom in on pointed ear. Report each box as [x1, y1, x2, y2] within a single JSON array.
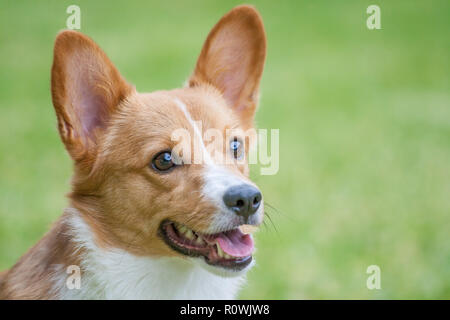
[[51, 30, 132, 166], [189, 5, 266, 128]]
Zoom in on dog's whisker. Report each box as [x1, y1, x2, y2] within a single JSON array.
[[264, 211, 279, 235], [264, 201, 289, 219]]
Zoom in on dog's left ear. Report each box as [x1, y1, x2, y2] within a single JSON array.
[[189, 5, 267, 128]]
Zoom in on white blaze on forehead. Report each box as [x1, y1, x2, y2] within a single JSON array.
[[173, 98, 213, 166]]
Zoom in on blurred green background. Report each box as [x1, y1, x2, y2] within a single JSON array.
[[0, 0, 449, 299]]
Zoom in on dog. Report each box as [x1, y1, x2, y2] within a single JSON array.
[[0, 5, 266, 299]]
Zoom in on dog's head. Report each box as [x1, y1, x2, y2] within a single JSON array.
[[51, 5, 266, 276]]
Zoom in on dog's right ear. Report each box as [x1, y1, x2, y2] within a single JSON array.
[[51, 30, 132, 168], [189, 5, 266, 130]]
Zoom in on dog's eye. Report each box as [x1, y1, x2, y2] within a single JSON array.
[[230, 138, 243, 159], [152, 151, 175, 172]]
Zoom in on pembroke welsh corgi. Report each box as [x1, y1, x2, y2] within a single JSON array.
[[0, 5, 266, 299]]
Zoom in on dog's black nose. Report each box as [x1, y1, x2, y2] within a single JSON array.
[[223, 184, 262, 219]]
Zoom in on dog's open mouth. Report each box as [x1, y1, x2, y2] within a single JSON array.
[[159, 220, 254, 271]]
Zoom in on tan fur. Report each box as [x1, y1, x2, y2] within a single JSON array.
[[0, 5, 266, 299], [0, 215, 83, 299]]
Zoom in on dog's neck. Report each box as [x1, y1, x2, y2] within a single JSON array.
[[57, 208, 244, 299]]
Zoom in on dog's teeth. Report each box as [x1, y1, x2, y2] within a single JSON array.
[[216, 244, 224, 258], [196, 235, 205, 245], [224, 253, 232, 259], [185, 229, 194, 240], [175, 223, 198, 241]]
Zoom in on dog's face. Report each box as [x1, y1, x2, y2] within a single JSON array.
[[51, 6, 266, 276]]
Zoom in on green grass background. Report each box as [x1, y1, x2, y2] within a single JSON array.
[[0, 0, 449, 299]]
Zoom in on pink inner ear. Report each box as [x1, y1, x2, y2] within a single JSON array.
[[80, 88, 107, 139], [72, 71, 110, 141], [219, 61, 250, 109]]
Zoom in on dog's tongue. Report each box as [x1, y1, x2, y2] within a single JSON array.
[[216, 228, 254, 257]]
